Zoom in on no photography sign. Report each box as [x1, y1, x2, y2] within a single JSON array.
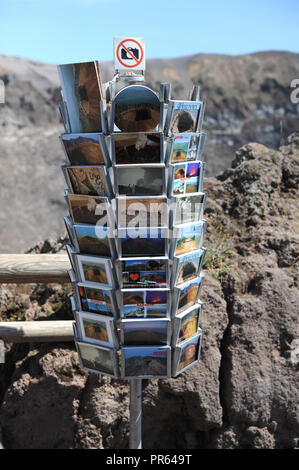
[[114, 37, 145, 71]]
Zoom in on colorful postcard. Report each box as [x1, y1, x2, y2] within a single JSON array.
[[65, 166, 108, 196], [175, 332, 202, 376], [76, 254, 113, 287], [76, 312, 116, 347], [121, 319, 170, 346], [173, 303, 202, 345], [120, 257, 168, 288], [61, 133, 106, 165], [120, 288, 169, 318], [74, 225, 112, 257]]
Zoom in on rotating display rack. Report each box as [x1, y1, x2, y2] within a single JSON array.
[[57, 52, 207, 447]]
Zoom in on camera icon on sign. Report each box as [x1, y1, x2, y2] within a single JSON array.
[[121, 47, 139, 61]]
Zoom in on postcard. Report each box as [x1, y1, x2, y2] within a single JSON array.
[[58, 61, 104, 133], [169, 161, 204, 196], [120, 288, 169, 318], [63, 165, 110, 197], [115, 164, 165, 196], [121, 319, 170, 346], [173, 275, 204, 316], [112, 85, 161, 132], [168, 133, 204, 163], [76, 341, 118, 377], [75, 311, 117, 348], [118, 227, 167, 258], [75, 254, 113, 287], [119, 257, 168, 289], [171, 220, 207, 257], [117, 196, 168, 228], [73, 224, 113, 257], [173, 193, 206, 226], [121, 345, 170, 378], [172, 249, 206, 287], [172, 302, 202, 346], [173, 331, 202, 376], [75, 283, 117, 317], [65, 191, 111, 226], [112, 132, 163, 164], [60, 133, 109, 166], [165, 100, 203, 135]]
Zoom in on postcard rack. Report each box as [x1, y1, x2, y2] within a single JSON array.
[[57, 60, 207, 446]]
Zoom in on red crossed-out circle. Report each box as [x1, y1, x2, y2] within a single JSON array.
[[116, 38, 144, 68]]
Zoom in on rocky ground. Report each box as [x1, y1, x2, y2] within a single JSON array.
[[0, 51, 298, 252], [0, 133, 298, 449]]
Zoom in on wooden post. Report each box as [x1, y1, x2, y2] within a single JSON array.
[[0, 254, 70, 284], [129, 379, 142, 449]]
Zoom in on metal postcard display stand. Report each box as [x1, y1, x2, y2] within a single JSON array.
[[57, 38, 207, 449]]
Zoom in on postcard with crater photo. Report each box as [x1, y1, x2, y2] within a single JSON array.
[[76, 311, 116, 348], [61, 133, 109, 166], [172, 303, 202, 346], [120, 257, 168, 289], [173, 275, 204, 316], [168, 133, 203, 164], [173, 331, 202, 376], [65, 191, 111, 226], [73, 224, 113, 257], [172, 249, 206, 287], [117, 196, 167, 228], [76, 341, 118, 377], [58, 61, 104, 133], [121, 319, 170, 347], [121, 288, 169, 319], [63, 165, 111, 197], [171, 220, 207, 257], [115, 164, 165, 196], [112, 85, 161, 133], [112, 132, 163, 164], [122, 345, 170, 378], [76, 254, 113, 287], [118, 227, 167, 258], [173, 193, 206, 226], [76, 283, 116, 316], [165, 100, 203, 135]]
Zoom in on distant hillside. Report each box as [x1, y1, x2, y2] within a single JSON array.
[[0, 51, 298, 252]]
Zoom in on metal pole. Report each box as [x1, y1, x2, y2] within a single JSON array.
[[129, 379, 142, 449]]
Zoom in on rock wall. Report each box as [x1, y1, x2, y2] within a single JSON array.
[[0, 134, 298, 449]]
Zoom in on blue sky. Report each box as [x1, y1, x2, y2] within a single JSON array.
[[1, 0, 299, 64]]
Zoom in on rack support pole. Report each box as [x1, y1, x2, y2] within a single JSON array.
[[129, 379, 142, 449]]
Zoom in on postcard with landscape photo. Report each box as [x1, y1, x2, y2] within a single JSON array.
[[121, 257, 167, 288], [61, 133, 106, 165], [169, 133, 202, 163], [123, 305, 146, 318], [121, 289, 169, 318], [66, 166, 108, 196], [74, 225, 112, 257], [67, 194, 110, 226], [113, 132, 162, 164], [76, 341, 115, 376], [118, 197, 167, 227], [176, 333, 202, 374], [119, 227, 166, 258], [58, 62, 103, 133], [175, 305, 201, 345], [175, 249, 205, 286], [77, 254, 112, 287], [123, 345, 169, 377], [169, 101, 201, 134], [171, 162, 201, 195], [116, 165, 164, 196], [113, 85, 160, 132], [77, 312, 114, 347], [173, 221, 206, 256], [176, 277, 203, 315], [122, 319, 169, 346], [77, 284, 113, 315], [174, 193, 205, 225]]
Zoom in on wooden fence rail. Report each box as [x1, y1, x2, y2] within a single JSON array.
[[0, 253, 73, 343], [0, 254, 71, 284]]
